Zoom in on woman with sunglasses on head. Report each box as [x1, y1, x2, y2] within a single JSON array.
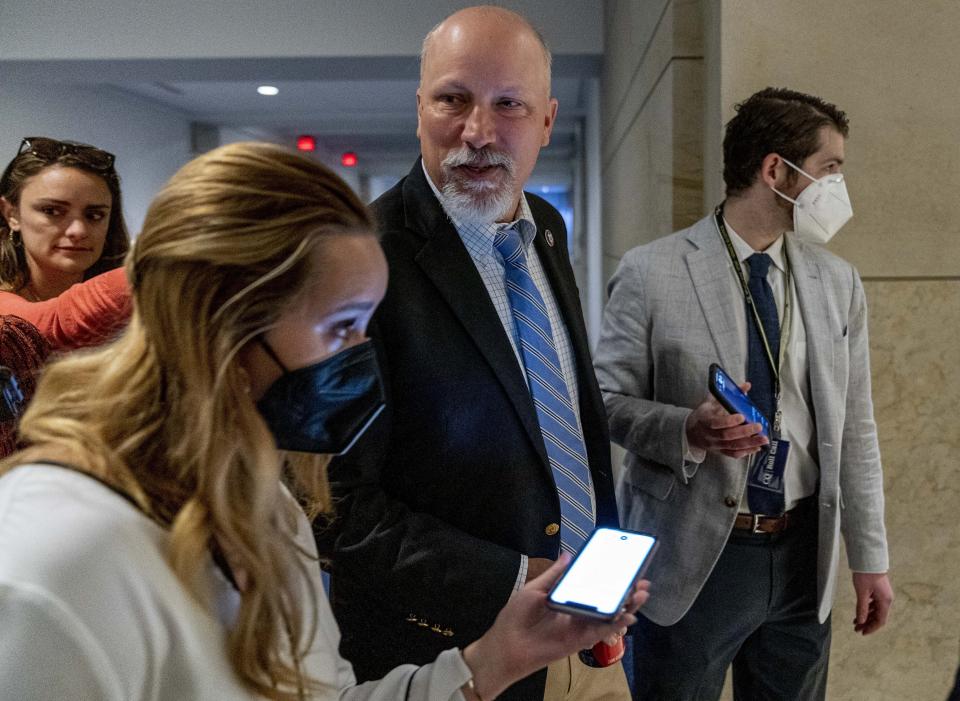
[[0, 142, 647, 701], [0, 136, 130, 351]]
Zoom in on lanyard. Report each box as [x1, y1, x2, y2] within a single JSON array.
[[713, 205, 793, 434]]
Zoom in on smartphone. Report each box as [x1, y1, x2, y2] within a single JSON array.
[[0, 366, 25, 422], [547, 527, 658, 621], [708, 363, 770, 438]]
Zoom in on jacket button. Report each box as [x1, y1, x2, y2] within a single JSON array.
[[545, 523, 560, 536], [724, 496, 737, 508]]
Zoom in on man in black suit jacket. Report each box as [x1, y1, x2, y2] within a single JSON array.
[[321, 6, 627, 700]]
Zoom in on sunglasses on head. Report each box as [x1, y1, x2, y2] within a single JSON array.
[[16, 136, 116, 172]]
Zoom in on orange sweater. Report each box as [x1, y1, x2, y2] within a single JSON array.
[[0, 267, 131, 351]]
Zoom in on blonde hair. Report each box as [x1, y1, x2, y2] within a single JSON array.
[[3, 142, 374, 699]]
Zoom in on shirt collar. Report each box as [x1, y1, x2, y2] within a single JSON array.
[[722, 217, 786, 273], [421, 159, 538, 250]]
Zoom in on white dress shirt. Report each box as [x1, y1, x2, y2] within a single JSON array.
[[725, 224, 820, 511]]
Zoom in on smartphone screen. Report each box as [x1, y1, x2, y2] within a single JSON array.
[[547, 528, 657, 620], [708, 364, 770, 438], [0, 367, 24, 423]]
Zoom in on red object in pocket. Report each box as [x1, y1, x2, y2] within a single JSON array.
[[578, 637, 625, 668]]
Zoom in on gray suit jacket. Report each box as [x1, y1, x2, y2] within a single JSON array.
[[594, 214, 888, 626]]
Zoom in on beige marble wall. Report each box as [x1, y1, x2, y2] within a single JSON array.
[[712, 0, 960, 279], [600, 0, 705, 285], [825, 279, 960, 700]]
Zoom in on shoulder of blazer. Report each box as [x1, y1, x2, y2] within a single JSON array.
[[791, 238, 858, 273], [678, 214, 721, 252], [617, 215, 715, 272], [786, 236, 862, 296], [370, 159, 456, 245], [369, 175, 406, 235]]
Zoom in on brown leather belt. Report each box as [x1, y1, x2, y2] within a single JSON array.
[[733, 511, 794, 534]]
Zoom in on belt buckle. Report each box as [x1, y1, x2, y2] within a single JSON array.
[[750, 514, 765, 534]]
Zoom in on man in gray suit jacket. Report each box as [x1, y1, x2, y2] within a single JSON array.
[[594, 88, 893, 700]]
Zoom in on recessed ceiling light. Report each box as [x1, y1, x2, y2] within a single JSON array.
[[257, 85, 279, 96]]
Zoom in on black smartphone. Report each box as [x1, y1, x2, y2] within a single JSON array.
[[708, 363, 770, 438], [547, 527, 658, 621]]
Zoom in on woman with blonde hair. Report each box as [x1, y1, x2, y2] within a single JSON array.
[[0, 142, 646, 700]]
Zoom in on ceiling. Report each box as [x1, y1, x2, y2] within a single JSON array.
[[96, 56, 598, 185], [3, 46, 599, 187]]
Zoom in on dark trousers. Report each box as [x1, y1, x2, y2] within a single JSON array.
[[630, 500, 830, 701], [948, 664, 960, 701]]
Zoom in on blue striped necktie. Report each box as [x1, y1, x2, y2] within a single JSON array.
[[494, 227, 594, 555]]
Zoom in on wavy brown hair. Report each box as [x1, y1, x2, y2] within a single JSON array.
[[0, 139, 130, 292], [2, 142, 374, 699]]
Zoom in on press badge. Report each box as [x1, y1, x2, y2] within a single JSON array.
[[747, 439, 790, 498]]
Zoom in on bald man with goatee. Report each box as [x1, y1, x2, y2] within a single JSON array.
[[320, 7, 629, 700]]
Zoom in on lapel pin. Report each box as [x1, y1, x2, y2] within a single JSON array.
[[544, 229, 555, 247]]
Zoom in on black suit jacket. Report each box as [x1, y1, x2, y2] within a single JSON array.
[[321, 160, 617, 700]]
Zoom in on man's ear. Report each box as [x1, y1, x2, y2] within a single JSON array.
[[759, 153, 788, 190], [0, 197, 19, 231], [415, 90, 423, 140], [541, 97, 559, 147]]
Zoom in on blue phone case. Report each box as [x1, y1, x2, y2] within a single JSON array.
[[708, 363, 770, 438]]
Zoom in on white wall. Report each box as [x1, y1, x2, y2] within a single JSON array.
[[0, 0, 602, 60], [0, 86, 193, 234]]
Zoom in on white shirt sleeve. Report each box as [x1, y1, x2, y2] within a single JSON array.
[[339, 649, 471, 701], [0, 582, 124, 701], [514, 554, 529, 591]]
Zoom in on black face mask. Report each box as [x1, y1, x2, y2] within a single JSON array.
[[255, 338, 385, 455]]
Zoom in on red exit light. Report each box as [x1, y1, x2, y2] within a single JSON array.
[[341, 151, 358, 167], [296, 135, 316, 152]]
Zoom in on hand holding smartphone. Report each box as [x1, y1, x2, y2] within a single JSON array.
[[707, 363, 769, 438], [547, 527, 657, 621]]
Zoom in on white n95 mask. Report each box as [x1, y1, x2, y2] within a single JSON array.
[[771, 157, 853, 244]]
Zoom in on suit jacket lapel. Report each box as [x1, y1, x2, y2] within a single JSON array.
[[401, 163, 548, 464], [685, 218, 744, 375], [531, 217, 591, 395]]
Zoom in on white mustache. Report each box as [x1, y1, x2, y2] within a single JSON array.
[[442, 147, 514, 173]]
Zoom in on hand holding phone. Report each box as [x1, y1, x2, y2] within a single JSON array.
[[684, 364, 769, 458], [461, 551, 648, 701], [708, 363, 770, 439], [547, 527, 658, 621]]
